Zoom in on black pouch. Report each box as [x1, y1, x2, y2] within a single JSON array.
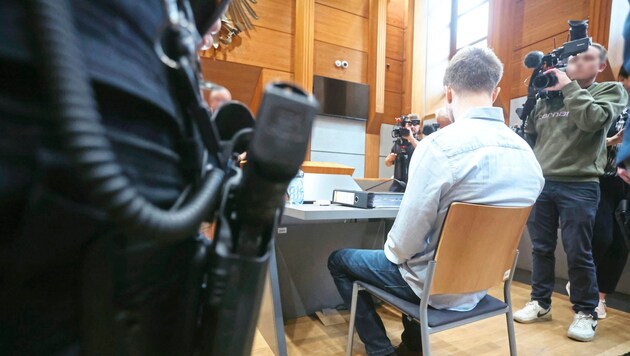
[[614, 199, 630, 252]]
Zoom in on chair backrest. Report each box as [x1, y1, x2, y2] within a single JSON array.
[[429, 202, 532, 295]]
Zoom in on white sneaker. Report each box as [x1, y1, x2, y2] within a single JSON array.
[[567, 311, 597, 342], [513, 301, 552, 323], [595, 300, 607, 319], [566, 281, 571, 297]]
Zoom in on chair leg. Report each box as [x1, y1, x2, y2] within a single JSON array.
[[505, 310, 518, 356], [346, 283, 360, 356], [420, 319, 431, 356]]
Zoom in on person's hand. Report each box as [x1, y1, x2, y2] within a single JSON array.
[[618, 167, 630, 184], [404, 134, 419, 147], [544, 68, 572, 91], [385, 153, 397, 167], [607, 129, 624, 146], [200, 19, 222, 50]]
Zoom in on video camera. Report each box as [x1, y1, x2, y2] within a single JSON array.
[[515, 20, 591, 139], [524, 20, 591, 91], [391, 114, 420, 139]]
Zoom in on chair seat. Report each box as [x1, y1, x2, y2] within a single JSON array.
[[356, 281, 508, 328]]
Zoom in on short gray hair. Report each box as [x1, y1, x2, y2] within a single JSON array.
[[443, 47, 503, 95]]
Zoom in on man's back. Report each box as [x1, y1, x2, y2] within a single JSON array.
[[384, 107, 544, 310]]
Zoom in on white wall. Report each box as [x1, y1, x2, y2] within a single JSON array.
[[310, 115, 366, 177], [509, 96, 528, 128], [379, 123, 395, 178], [609, 0, 630, 79]]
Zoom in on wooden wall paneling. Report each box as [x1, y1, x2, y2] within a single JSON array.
[[313, 41, 368, 83], [588, 0, 612, 46], [314, 3, 369, 52], [364, 133, 381, 178], [261, 69, 293, 85], [200, 58, 262, 108], [488, 0, 518, 122], [589, 0, 615, 82], [514, 0, 590, 49], [387, 0, 405, 28], [295, 0, 315, 161], [368, 0, 387, 124], [252, 0, 295, 34], [250, 69, 294, 114], [295, 0, 315, 94], [384, 90, 403, 124], [315, 0, 368, 18], [386, 24, 404, 61], [385, 58, 403, 93], [365, 0, 387, 178], [402, 14, 412, 113], [205, 27, 293, 73], [408, 0, 428, 115], [249, 72, 265, 116]]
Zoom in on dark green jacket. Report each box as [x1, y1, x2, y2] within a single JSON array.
[[525, 81, 628, 182]]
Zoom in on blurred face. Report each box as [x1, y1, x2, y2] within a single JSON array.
[[566, 46, 605, 81], [209, 90, 232, 112], [408, 121, 420, 134]]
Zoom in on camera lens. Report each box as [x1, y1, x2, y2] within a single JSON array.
[[568, 20, 588, 41], [533, 73, 558, 89]]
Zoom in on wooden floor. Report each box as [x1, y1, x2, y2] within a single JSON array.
[[252, 281, 630, 356]]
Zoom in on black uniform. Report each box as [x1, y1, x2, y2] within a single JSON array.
[[592, 109, 630, 294], [389, 139, 415, 192], [0, 2, 193, 354]]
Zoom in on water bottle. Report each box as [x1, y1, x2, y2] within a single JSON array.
[[287, 169, 304, 205]]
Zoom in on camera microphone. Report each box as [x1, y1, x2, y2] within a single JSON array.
[[233, 83, 318, 256], [523, 51, 544, 69]]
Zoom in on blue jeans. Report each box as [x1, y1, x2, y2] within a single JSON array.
[[328, 249, 421, 356], [527, 181, 600, 316]]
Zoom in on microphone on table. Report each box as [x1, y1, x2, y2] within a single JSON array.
[[365, 178, 406, 191]]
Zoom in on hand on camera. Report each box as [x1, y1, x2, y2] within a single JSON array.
[[385, 153, 397, 167], [403, 133, 419, 147], [544, 68, 572, 91]]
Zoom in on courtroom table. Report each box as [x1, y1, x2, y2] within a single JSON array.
[[257, 203, 398, 356]]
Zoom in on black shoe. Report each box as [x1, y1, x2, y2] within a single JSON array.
[[393, 342, 422, 356]]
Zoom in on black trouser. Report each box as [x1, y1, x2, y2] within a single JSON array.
[[592, 176, 630, 294], [0, 60, 196, 355], [527, 181, 600, 316]]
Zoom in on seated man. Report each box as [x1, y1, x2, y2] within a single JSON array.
[[328, 47, 544, 356]]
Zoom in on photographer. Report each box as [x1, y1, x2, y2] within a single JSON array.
[[385, 115, 420, 192], [515, 43, 628, 342]]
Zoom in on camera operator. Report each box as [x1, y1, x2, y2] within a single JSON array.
[[385, 115, 420, 192], [515, 43, 628, 342]]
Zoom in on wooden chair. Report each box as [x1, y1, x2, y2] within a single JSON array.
[[345, 202, 532, 356]]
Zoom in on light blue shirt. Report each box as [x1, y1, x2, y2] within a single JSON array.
[[384, 107, 544, 311]]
